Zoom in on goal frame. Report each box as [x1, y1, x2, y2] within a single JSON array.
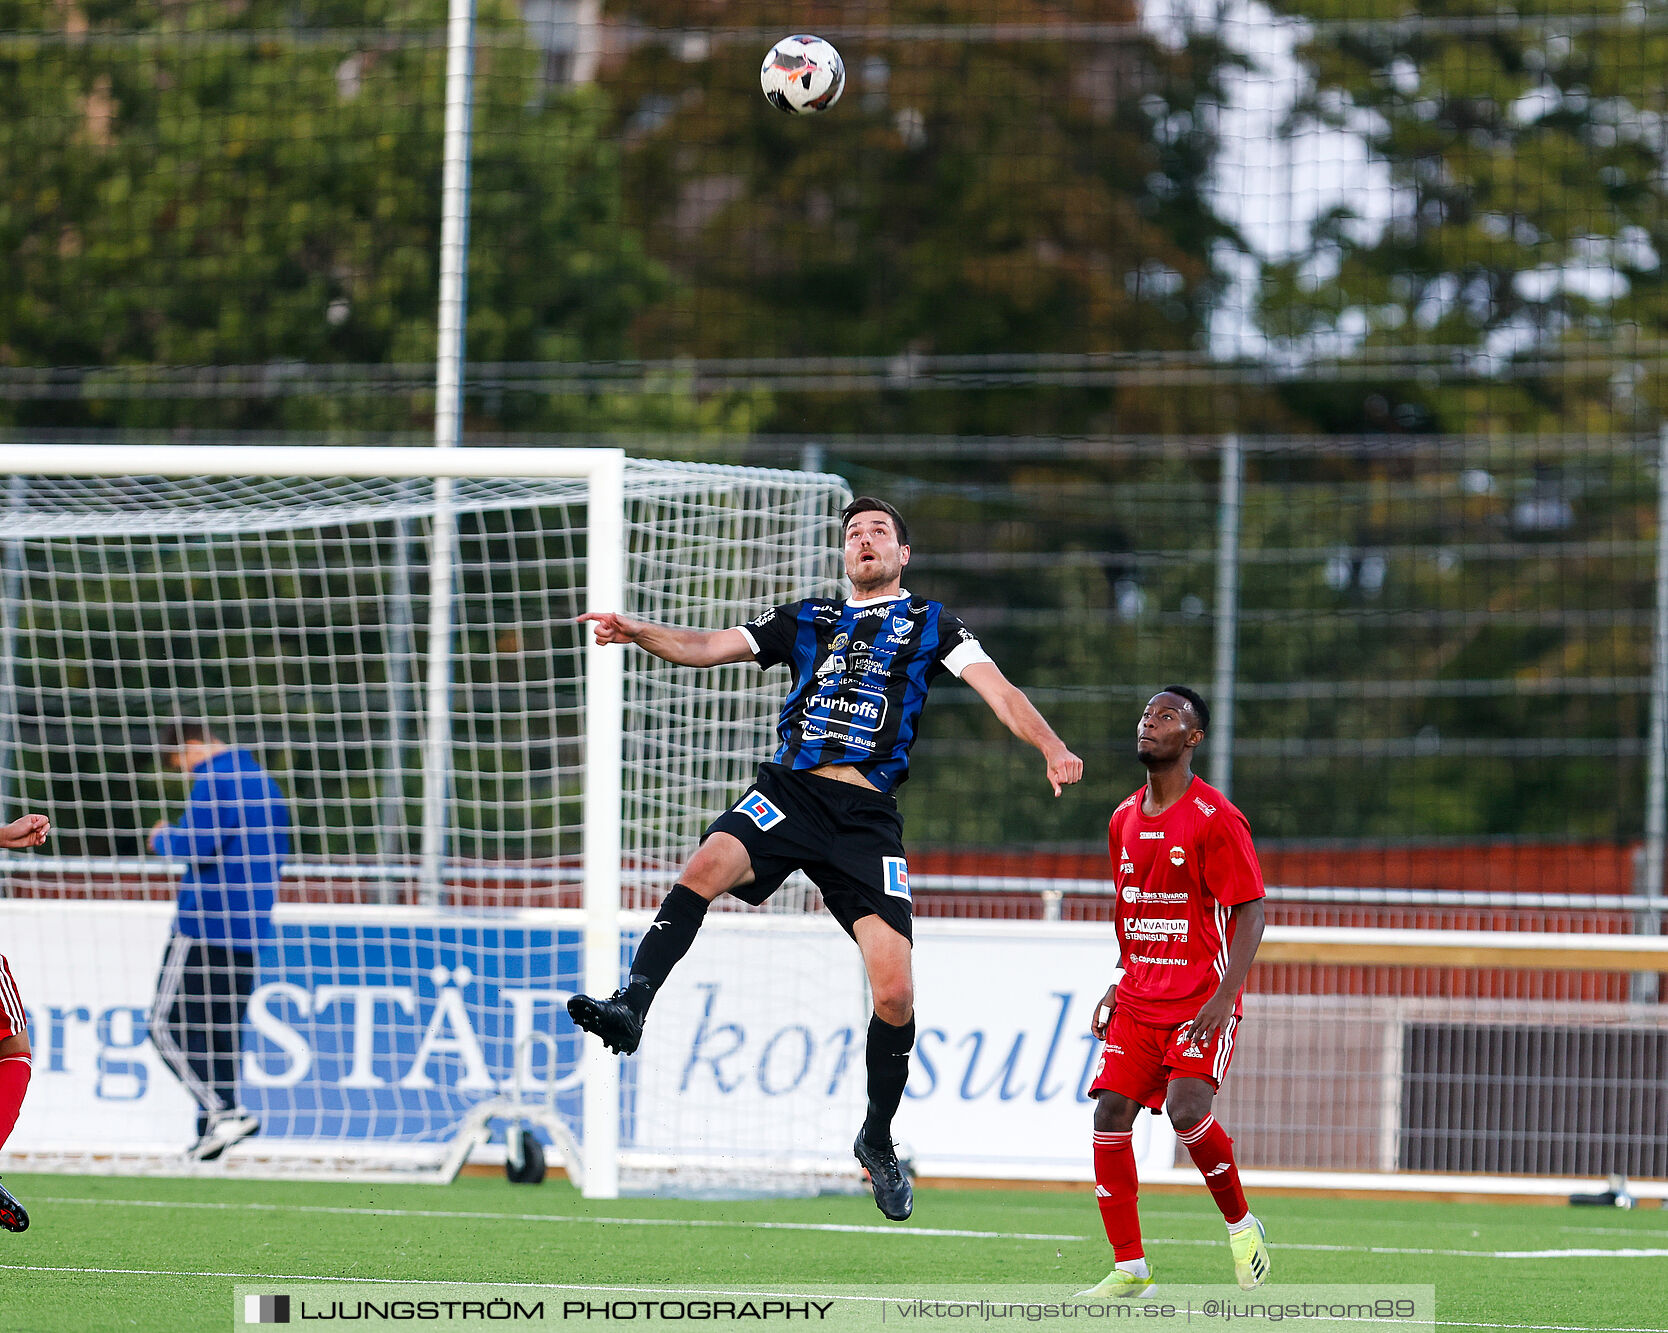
[[0, 444, 628, 1196]]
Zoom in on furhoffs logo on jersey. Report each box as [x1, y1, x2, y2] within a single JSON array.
[[1193, 796, 1217, 817], [1169, 846, 1187, 866], [809, 685, 888, 733]]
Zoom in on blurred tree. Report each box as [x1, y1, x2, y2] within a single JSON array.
[[881, 439, 1656, 850], [603, 0, 1250, 437], [1255, 0, 1668, 434], [0, 0, 707, 433]]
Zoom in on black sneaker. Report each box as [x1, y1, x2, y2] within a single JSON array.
[[853, 1133, 914, 1221], [567, 989, 644, 1055], [0, 1177, 28, 1233], [188, 1110, 261, 1162]]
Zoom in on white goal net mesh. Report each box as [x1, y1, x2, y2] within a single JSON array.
[[0, 457, 851, 1188]]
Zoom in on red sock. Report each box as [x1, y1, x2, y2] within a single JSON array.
[[1176, 1114, 1249, 1224], [0, 1055, 31, 1152], [1092, 1130, 1144, 1261]]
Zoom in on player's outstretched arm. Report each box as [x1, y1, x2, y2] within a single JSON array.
[[577, 612, 756, 668], [958, 661, 1084, 796], [0, 813, 50, 849]]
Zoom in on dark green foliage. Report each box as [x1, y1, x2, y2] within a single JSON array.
[[595, 0, 1243, 436], [0, 1, 677, 431], [852, 438, 1655, 847]]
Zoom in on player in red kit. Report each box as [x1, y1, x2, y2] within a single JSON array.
[[0, 811, 51, 1232], [1077, 688, 1269, 1297]]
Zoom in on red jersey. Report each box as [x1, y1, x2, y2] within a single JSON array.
[[1107, 775, 1265, 1026], [0, 953, 23, 1043]]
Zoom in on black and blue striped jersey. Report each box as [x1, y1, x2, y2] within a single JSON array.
[[735, 590, 993, 792]]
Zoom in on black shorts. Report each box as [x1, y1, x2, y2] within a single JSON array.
[[704, 763, 914, 942]]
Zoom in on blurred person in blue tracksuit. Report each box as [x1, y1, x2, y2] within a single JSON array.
[[148, 719, 291, 1161]]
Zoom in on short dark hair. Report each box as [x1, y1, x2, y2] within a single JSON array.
[[840, 497, 909, 546], [1159, 685, 1210, 732], [156, 718, 218, 753]]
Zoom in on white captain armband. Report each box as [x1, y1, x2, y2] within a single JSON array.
[[942, 637, 994, 678]]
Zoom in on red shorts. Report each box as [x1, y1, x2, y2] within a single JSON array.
[[0, 955, 24, 1043], [1089, 1005, 1240, 1110]]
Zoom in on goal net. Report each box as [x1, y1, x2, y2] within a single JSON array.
[[0, 446, 853, 1195]]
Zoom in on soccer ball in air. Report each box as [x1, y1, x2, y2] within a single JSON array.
[[760, 35, 845, 115]]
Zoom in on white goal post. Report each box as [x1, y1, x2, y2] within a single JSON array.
[[0, 444, 850, 1196]]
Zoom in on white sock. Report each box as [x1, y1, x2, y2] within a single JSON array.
[[1226, 1212, 1257, 1233], [1115, 1257, 1150, 1279]]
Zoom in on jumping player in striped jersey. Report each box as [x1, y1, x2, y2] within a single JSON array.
[[1078, 688, 1270, 1297], [0, 811, 52, 1232], [567, 497, 1083, 1220]]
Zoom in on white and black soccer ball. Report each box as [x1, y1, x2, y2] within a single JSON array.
[[760, 34, 846, 115]]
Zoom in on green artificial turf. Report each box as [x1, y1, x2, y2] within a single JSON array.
[[0, 1173, 1662, 1332]]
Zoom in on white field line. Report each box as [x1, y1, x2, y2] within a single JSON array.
[[30, 1195, 1080, 1241], [1543, 1223, 1668, 1237], [1, 1265, 1665, 1333], [1130, 1208, 1663, 1240], [1153, 1236, 1668, 1260], [29, 1194, 1668, 1260]]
